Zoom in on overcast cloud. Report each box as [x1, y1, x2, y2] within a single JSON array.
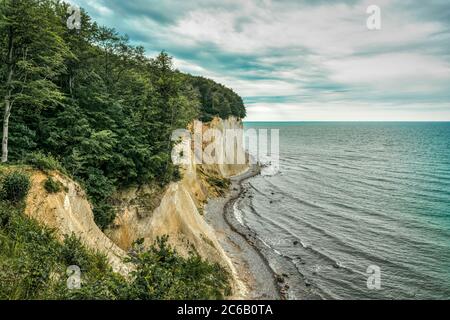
[[71, 0, 450, 121]]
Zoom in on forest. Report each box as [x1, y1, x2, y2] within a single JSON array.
[[0, 0, 246, 300], [0, 0, 246, 229]]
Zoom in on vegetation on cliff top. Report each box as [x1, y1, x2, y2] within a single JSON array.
[[0, 0, 246, 229]]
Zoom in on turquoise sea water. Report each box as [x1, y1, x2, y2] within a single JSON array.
[[239, 122, 450, 299]]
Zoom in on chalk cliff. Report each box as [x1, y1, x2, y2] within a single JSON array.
[[24, 171, 130, 275], [24, 117, 249, 297]]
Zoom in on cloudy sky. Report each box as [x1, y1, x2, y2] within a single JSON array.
[[72, 0, 450, 121]]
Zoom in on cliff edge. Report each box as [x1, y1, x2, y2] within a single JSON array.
[[106, 116, 249, 298], [23, 117, 249, 298]]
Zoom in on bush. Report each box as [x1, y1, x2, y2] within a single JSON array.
[[125, 236, 231, 300], [0, 171, 31, 203], [44, 177, 62, 194], [25, 151, 63, 172], [83, 170, 116, 230], [61, 235, 101, 272], [92, 203, 116, 231], [0, 204, 62, 299], [207, 176, 231, 195], [0, 202, 15, 227]]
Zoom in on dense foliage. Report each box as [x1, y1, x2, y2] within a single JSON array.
[[0, 170, 30, 203], [0, 0, 245, 229], [190, 76, 246, 122], [0, 169, 231, 300], [125, 236, 231, 300], [44, 177, 63, 193]]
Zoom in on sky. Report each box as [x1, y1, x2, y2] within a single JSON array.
[[71, 0, 450, 121]]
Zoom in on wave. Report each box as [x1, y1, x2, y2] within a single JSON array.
[[240, 122, 450, 299]]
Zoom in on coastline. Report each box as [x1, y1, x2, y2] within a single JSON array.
[[204, 165, 282, 300], [205, 164, 323, 300]]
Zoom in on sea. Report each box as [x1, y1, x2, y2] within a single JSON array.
[[237, 122, 450, 300]]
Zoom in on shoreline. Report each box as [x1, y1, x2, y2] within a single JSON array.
[[204, 165, 284, 300], [205, 165, 323, 300]]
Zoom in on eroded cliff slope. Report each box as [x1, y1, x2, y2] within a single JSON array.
[[24, 171, 130, 275], [106, 116, 249, 296], [23, 117, 249, 297]]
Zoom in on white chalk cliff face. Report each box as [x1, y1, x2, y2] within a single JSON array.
[[24, 171, 130, 275], [106, 116, 249, 297], [24, 117, 249, 297]]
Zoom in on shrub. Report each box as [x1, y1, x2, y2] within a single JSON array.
[[207, 176, 231, 195], [92, 202, 116, 231], [25, 151, 63, 172], [125, 236, 231, 300], [0, 205, 62, 299], [171, 165, 182, 182], [0, 171, 31, 203], [44, 177, 63, 194], [61, 235, 99, 272], [0, 202, 15, 227], [83, 171, 116, 230]]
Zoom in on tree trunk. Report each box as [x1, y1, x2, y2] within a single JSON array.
[[69, 73, 74, 97], [2, 99, 11, 163], [2, 23, 14, 163]]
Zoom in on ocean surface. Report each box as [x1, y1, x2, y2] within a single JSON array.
[[238, 122, 450, 300]]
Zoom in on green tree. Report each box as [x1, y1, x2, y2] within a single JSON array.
[[0, 0, 70, 162], [0, 0, 246, 230], [148, 52, 183, 183]]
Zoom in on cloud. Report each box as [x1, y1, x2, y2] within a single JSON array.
[[72, 0, 450, 120], [246, 101, 450, 121]]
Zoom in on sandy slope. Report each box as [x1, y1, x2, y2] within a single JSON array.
[[24, 170, 131, 275]]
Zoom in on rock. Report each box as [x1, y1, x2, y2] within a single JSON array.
[[276, 274, 285, 283]]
